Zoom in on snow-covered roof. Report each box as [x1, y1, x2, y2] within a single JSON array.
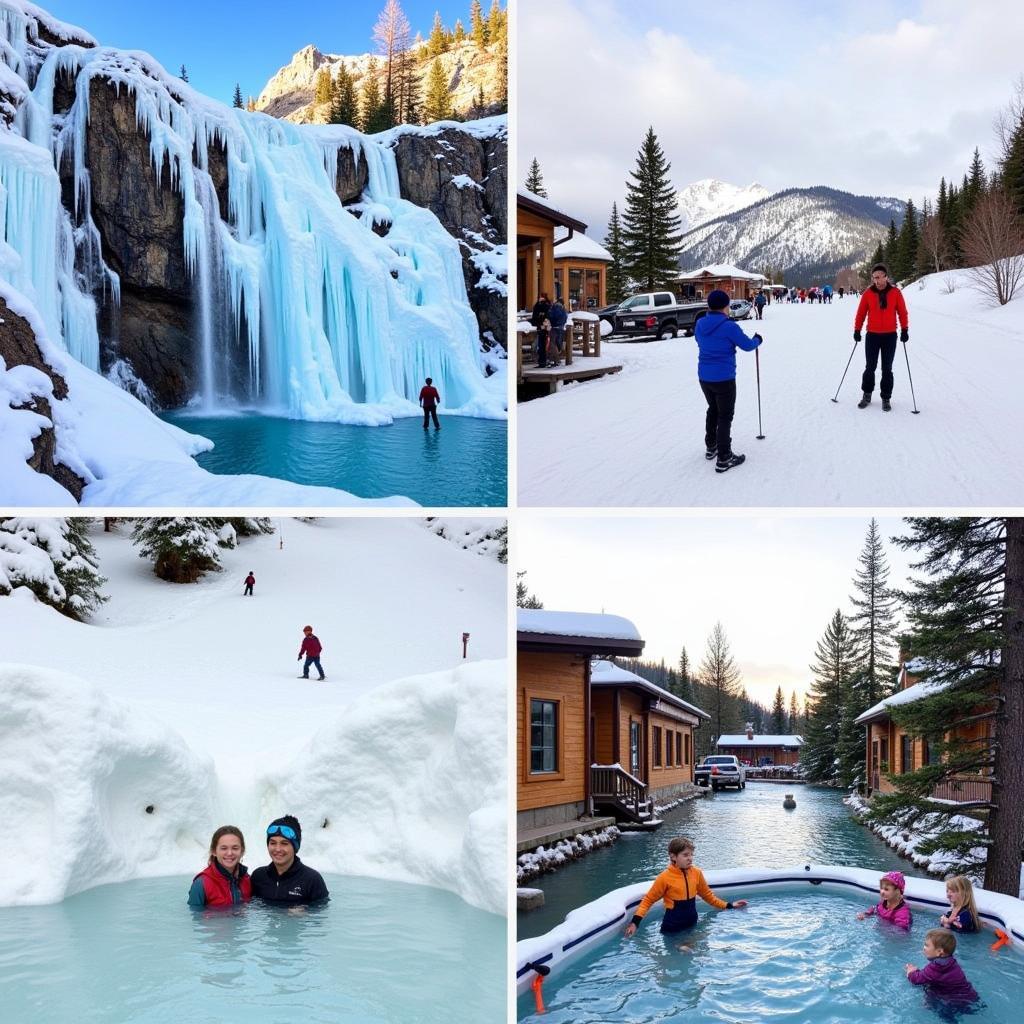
[[718, 734, 804, 747], [553, 228, 612, 262], [517, 609, 641, 642], [590, 660, 710, 720], [854, 679, 952, 725], [517, 189, 587, 229], [676, 264, 767, 281]]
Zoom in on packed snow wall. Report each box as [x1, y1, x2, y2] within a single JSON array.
[[0, 2, 503, 423]]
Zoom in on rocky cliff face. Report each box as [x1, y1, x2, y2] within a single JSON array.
[[0, 295, 86, 500], [387, 124, 507, 347]]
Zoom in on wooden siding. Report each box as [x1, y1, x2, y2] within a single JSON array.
[[647, 708, 694, 786], [517, 650, 587, 812], [718, 744, 800, 766]]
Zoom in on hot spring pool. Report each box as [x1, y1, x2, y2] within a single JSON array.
[[0, 874, 504, 1023], [160, 413, 508, 507], [517, 884, 1024, 1023]]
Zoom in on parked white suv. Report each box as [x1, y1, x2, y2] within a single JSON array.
[[694, 755, 746, 791]]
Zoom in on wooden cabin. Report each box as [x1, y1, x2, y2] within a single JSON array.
[[855, 656, 994, 804], [590, 660, 709, 818], [517, 609, 644, 831], [716, 723, 803, 766], [553, 229, 611, 311], [517, 191, 587, 313], [674, 264, 767, 300]]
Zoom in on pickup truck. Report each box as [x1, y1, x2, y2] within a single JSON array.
[[694, 755, 746, 791], [612, 292, 707, 340]]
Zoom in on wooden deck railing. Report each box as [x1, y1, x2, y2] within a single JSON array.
[[517, 319, 603, 381], [930, 776, 993, 805], [591, 764, 650, 819]]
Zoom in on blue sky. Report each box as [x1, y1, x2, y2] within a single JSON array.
[[48, 1, 484, 107]]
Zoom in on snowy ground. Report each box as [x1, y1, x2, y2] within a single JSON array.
[[519, 270, 1024, 506], [0, 518, 507, 912]]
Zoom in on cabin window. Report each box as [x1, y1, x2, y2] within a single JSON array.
[[922, 737, 942, 766], [530, 698, 558, 773], [630, 721, 641, 774], [676, 731, 683, 766], [684, 733, 691, 765], [653, 727, 663, 767], [900, 734, 912, 774], [665, 730, 673, 767]]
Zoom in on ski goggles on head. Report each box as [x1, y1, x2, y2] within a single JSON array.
[[266, 824, 297, 841]]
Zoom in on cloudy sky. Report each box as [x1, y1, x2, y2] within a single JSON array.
[[517, 0, 1024, 234], [518, 515, 921, 708]]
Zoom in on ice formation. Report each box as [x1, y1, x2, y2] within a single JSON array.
[[0, 1, 504, 425]]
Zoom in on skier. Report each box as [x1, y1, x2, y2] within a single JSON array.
[[250, 816, 329, 906], [297, 625, 326, 680], [243, 571, 255, 597], [854, 263, 909, 411], [753, 291, 767, 320], [419, 377, 441, 430], [694, 290, 763, 473]]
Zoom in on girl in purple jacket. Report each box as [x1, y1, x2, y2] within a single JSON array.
[[856, 870, 912, 929], [905, 929, 978, 1003]]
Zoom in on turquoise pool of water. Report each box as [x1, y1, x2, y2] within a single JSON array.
[[518, 888, 1023, 1023], [0, 874, 504, 1023], [160, 413, 508, 506], [519, 785, 928, 939]]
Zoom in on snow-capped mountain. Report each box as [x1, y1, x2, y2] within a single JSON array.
[[677, 178, 770, 232], [677, 186, 906, 283]]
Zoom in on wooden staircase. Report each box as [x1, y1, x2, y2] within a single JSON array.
[[591, 764, 661, 829]]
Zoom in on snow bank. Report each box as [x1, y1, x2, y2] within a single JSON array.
[[423, 516, 507, 559], [517, 826, 619, 884]]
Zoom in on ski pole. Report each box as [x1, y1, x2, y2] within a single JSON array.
[[831, 338, 859, 403], [902, 341, 920, 414], [754, 345, 765, 439]]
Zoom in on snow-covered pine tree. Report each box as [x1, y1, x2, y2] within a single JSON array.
[[604, 202, 629, 302], [0, 518, 107, 619], [698, 621, 743, 745], [226, 517, 275, 537], [802, 609, 858, 785], [422, 58, 452, 123], [621, 127, 684, 291], [131, 518, 225, 583], [867, 517, 1024, 894], [515, 570, 543, 608], [771, 686, 786, 734], [232, 83, 243, 109], [524, 157, 547, 198]]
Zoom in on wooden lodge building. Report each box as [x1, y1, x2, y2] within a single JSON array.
[[674, 264, 767, 301], [516, 190, 587, 313], [552, 228, 611, 311], [716, 724, 803, 766], [517, 610, 710, 835], [854, 657, 995, 805]]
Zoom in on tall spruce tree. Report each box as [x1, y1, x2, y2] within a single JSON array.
[[803, 609, 859, 784], [232, 83, 243, 109], [422, 58, 452, 123], [894, 198, 919, 282], [486, 0, 503, 42], [789, 691, 800, 734], [677, 645, 693, 703], [621, 127, 683, 291], [330, 63, 359, 126], [525, 157, 547, 197], [604, 202, 629, 301], [882, 217, 899, 270], [428, 10, 447, 57], [699, 622, 743, 744], [470, 0, 485, 44], [453, 18, 466, 43], [771, 686, 786, 734], [131, 518, 229, 583], [1001, 112, 1024, 217], [849, 518, 899, 711], [314, 68, 332, 106], [868, 518, 1024, 894], [359, 58, 387, 132]]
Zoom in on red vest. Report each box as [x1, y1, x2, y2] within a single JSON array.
[[195, 862, 252, 907]]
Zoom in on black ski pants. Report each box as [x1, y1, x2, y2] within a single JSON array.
[[422, 406, 440, 429], [861, 331, 897, 399], [700, 378, 736, 459]]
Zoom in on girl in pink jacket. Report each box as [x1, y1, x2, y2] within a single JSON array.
[[857, 871, 913, 929]]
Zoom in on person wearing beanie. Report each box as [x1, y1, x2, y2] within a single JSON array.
[[298, 625, 325, 681], [856, 870, 912, 929], [250, 815, 330, 905], [693, 289, 763, 473], [853, 263, 909, 411]]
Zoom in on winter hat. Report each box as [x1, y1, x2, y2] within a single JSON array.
[[707, 289, 730, 311], [266, 815, 301, 852], [303, 625, 313, 633], [882, 870, 906, 892]]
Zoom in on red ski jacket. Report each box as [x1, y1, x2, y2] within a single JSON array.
[[855, 285, 908, 334], [194, 862, 252, 907], [300, 634, 322, 657], [419, 385, 440, 408]]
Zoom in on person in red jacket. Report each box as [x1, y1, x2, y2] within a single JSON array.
[[243, 571, 255, 597], [854, 263, 909, 411], [187, 825, 252, 907], [419, 377, 441, 430], [298, 625, 325, 680]]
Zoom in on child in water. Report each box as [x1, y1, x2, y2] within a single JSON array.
[[939, 875, 980, 933], [856, 870, 912, 929], [905, 929, 978, 1004]]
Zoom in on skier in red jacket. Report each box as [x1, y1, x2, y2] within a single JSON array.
[[419, 377, 441, 430], [243, 572, 255, 596], [854, 263, 909, 411], [297, 625, 325, 680]]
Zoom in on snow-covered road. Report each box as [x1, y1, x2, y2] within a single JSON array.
[[519, 271, 1024, 507]]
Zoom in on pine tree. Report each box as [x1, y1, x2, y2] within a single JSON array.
[[428, 10, 447, 57], [882, 217, 899, 270], [470, 0, 485, 45], [789, 691, 799, 734], [771, 686, 786, 734], [524, 156, 546, 197], [314, 68, 333, 106], [246, 96, 256, 112], [677, 645, 693, 703], [180, 64, 189, 82], [621, 127, 684, 291], [1000, 112, 1024, 218], [232, 83, 243, 109], [604, 202, 629, 302], [486, 0, 503, 42], [359, 58, 385, 132], [803, 609, 859, 784], [453, 18, 466, 43], [699, 622, 743, 744], [227, 517, 275, 537], [422, 57, 452, 122], [894, 198, 919, 282], [495, 27, 507, 107], [963, 148, 986, 218], [394, 48, 421, 125], [515, 570, 543, 608], [330, 63, 359, 126], [0, 518, 107, 619], [131, 517, 227, 583], [868, 518, 1024, 894]]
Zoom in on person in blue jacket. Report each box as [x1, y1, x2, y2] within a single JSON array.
[[694, 290, 762, 473], [547, 297, 569, 365]]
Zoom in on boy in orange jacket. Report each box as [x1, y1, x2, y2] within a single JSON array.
[[624, 836, 748, 943]]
